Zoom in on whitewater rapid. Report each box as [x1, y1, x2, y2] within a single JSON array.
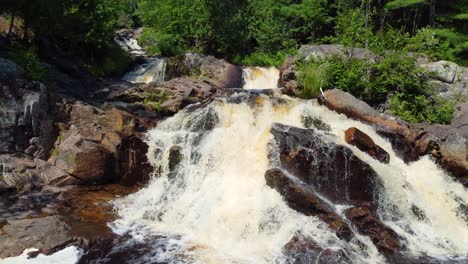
[[112, 93, 468, 263], [243, 67, 280, 89]]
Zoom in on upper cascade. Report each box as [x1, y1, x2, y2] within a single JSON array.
[[243, 67, 280, 89], [123, 57, 167, 84]]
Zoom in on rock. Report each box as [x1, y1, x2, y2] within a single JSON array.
[[0, 57, 24, 82], [168, 146, 183, 172], [166, 53, 243, 88], [345, 127, 390, 163], [296, 44, 376, 62], [0, 80, 56, 159], [414, 124, 468, 181], [265, 168, 353, 240], [53, 134, 115, 183], [279, 56, 298, 95], [421, 60, 459, 83], [318, 89, 417, 161], [429, 80, 467, 101], [0, 154, 78, 190], [49, 101, 151, 185], [283, 236, 349, 264], [452, 103, 468, 138], [113, 77, 217, 114], [270, 123, 381, 207], [0, 216, 85, 258], [345, 205, 400, 253]]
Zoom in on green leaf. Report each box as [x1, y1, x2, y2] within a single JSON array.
[[384, 0, 427, 10]]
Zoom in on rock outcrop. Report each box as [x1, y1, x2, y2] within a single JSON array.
[[265, 168, 353, 240], [0, 59, 56, 159], [271, 123, 382, 206], [166, 53, 243, 88], [48, 101, 151, 184], [452, 102, 468, 138]]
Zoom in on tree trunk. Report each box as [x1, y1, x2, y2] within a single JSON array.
[[7, 10, 16, 38], [412, 9, 418, 34], [378, 0, 384, 32], [429, 0, 436, 26]]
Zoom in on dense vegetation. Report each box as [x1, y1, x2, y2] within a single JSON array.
[[1, 0, 466, 123]]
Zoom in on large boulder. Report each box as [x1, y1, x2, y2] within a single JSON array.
[[0, 57, 24, 81], [296, 44, 376, 62], [265, 168, 353, 240], [452, 102, 468, 138], [270, 123, 382, 206], [283, 236, 349, 264], [49, 101, 151, 184], [112, 77, 216, 114], [421, 60, 459, 84], [166, 53, 243, 88], [0, 154, 79, 190]]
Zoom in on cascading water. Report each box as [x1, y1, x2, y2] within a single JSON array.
[[242, 67, 280, 89], [112, 92, 468, 263], [123, 57, 167, 84]]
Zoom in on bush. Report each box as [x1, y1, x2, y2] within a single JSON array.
[[404, 28, 456, 61], [297, 60, 324, 98], [9, 48, 47, 81], [139, 29, 188, 57], [390, 93, 454, 124]]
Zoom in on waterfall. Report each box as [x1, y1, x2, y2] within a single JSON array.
[[242, 67, 280, 89], [123, 57, 167, 84], [112, 93, 468, 263]]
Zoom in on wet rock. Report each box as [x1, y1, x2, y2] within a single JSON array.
[[421, 60, 459, 83], [265, 168, 353, 240], [345, 205, 400, 253], [168, 146, 183, 172], [452, 103, 468, 138], [301, 115, 331, 132], [345, 127, 390, 163], [413, 124, 468, 181], [0, 216, 85, 258], [270, 123, 381, 207], [319, 89, 417, 160], [283, 236, 349, 264], [279, 56, 298, 95], [118, 136, 152, 186], [0, 154, 79, 190]]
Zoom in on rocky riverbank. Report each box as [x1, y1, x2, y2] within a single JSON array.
[[1, 42, 468, 262]]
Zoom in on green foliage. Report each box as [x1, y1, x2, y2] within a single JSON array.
[[385, 0, 428, 10], [390, 93, 454, 124], [296, 61, 324, 99], [136, 89, 170, 112], [84, 42, 132, 77], [405, 28, 456, 61], [332, 8, 373, 49], [9, 48, 47, 81], [232, 50, 294, 67]]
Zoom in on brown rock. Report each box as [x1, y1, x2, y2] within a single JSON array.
[[345, 205, 400, 254], [271, 123, 381, 207], [283, 236, 348, 264], [265, 168, 353, 240], [345, 127, 390, 163]]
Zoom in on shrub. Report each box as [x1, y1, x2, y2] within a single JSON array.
[[297, 60, 324, 98], [390, 93, 454, 124], [9, 48, 47, 81], [139, 29, 187, 57], [405, 28, 456, 61]]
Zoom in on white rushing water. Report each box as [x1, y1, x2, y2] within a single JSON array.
[[112, 93, 468, 263], [243, 67, 280, 89], [123, 57, 167, 84], [0, 247, 83, 264]]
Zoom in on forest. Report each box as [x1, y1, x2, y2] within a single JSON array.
[[0, 0, 467, 123]]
